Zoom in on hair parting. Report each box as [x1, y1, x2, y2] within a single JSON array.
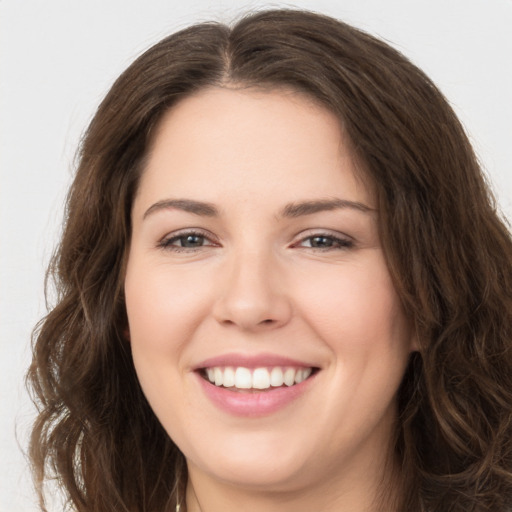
[[28, 9, 512, 511]]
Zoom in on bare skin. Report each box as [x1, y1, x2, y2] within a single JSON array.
[[125, 87, 415, 512]]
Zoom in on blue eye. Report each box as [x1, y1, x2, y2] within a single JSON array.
[[159, 231, 215, 251], [298, 234, 353, 250], [307, 236, 335, 248], [175, 234, 206, 247]]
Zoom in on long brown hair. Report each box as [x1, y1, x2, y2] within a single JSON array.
[[28, 9, 512, 511]]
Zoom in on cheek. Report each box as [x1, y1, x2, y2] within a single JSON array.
[[297, 260, 410, 429], [124, 259, 210, 433], [296, 256, 407, 349], [295, 255, 412, 418], [124, 259, 213, 353]]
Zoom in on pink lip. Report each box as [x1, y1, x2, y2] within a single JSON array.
[[192, 353, 319, 417], [195, 372, 316, 417], [193, 352, 315, 370]]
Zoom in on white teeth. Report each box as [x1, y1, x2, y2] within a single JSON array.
[[214, 367, 223, 386], [204, 366, 313, 390], [252, 368, 270, 389], [283, 368, 295, 386], [234, 367, 252, 389], [223, 367, 235, 387], [295, 367, 312, 384], [270, 367, 284, 387]]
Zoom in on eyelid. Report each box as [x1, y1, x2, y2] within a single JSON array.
[[156, 227, 354, 251], [157, 227, 220, 249], [290, 229, 354, 249]]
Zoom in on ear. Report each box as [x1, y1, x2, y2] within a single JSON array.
[[123, 327, 131, 342]]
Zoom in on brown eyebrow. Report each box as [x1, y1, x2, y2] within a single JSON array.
[[143, 197, 373, 221], [143, 199, 219, 219], [280, 198, 373, 217]]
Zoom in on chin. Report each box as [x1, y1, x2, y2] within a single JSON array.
[[199, 459, 309, 491], [184, 429, 315, 491]]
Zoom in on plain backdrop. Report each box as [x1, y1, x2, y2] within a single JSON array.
[[1, 0, 511, 510]]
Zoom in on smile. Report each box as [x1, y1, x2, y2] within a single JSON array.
[[193, 354, 320, 416], [203, 366, 314, 391]]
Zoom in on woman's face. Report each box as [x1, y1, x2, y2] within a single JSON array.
[[125, 87, 415, 494]]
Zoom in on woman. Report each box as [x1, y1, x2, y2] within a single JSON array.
[[28, 9, 512, 512]]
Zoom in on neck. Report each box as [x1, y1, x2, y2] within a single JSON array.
[[184, 453, 402, 512]]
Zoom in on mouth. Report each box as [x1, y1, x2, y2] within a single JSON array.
[[193, 353, 320, 415], [199, 366, 318, 393]]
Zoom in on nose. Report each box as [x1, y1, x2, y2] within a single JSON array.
[[212, 249, 292, 332]]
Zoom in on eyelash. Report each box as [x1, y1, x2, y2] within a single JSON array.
[[292, 233, 354, 250], [157, 230, 354, 252], [157, 229, 217, 252]]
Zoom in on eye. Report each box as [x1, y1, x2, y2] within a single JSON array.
[[158, 230, 218, 251], [294, 232, 354, 250]]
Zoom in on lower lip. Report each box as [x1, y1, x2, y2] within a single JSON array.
[[196, 372, 316, 417]]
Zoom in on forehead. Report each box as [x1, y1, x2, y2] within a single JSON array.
[[135, 87, 373, 214]]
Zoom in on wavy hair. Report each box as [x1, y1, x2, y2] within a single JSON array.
[[28, 9, 512, 512]]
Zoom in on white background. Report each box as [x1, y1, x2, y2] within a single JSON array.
[[1, 1, 511, 510]]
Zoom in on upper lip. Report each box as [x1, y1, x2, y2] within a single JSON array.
[[193, 352, 319, 370]]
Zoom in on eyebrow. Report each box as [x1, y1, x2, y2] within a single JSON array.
[[280, 198, 373, 217], [142, 197, 373, 220], [143, 199, 219, 219]]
